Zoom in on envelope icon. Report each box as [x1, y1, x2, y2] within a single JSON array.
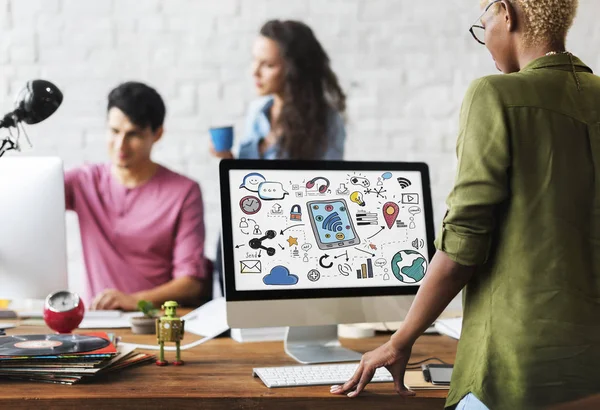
[[240, 260, 262, 274]]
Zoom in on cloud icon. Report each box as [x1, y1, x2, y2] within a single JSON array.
[[263, 265, 299, 286]]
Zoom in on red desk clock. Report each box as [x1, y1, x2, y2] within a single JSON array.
[[43, 290, 85, 334]]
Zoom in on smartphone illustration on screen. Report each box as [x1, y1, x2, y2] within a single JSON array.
[[306, 199, 360, 250]]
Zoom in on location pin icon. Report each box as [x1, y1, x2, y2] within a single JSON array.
[[382, 202, 400, 229]]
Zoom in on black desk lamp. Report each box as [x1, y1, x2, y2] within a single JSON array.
[[0, 80, 63, 157]]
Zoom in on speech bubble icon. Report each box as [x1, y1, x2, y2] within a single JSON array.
[[258, 181, 289, 200], [408, 206, 421, 216], [239, 172, 266, 192], [374, 258, 386, 268], [301, 243, 312, 252], [382, 172, 392, 180]]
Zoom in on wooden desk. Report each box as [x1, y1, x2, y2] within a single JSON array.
[[1, 323, 457, 409]]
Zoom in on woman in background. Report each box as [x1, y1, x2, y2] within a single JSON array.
[[211, 19, 347, 160], [211, 19, 347, 293]]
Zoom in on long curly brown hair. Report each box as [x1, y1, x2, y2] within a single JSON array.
[[260, 20, 346, 160]]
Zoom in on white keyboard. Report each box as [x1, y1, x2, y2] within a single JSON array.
[[253, 363, 394, 388]]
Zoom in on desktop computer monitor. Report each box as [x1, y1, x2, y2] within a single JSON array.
[[220, 160, 435, 364], [0, 157, 68, 308]]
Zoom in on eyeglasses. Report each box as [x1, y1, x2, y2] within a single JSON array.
[[469, 0, 502, 45]]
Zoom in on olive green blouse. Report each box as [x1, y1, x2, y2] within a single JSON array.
[[435, 54, 600, 410]]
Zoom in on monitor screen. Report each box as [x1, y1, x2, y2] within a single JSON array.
[[221, 161, 435, 301]]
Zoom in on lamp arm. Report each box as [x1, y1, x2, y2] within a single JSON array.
[[0, 137, 16, 158]]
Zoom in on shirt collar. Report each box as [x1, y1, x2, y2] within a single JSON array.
[[258, 96, 275, 118], [521, 54, 593, 74]]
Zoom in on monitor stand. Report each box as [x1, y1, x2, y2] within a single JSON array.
[[284, 325, 363, 364]]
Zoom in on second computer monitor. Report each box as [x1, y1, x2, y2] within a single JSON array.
[[0, 157, 68, 307], [221, 160, 435, 329]]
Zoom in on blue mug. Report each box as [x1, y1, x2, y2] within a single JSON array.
[[210, 126, 234, 152]]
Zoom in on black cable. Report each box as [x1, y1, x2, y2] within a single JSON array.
[[406, 357, 449, 370]]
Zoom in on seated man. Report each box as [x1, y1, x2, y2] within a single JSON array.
[[65, 81, 208, 311]]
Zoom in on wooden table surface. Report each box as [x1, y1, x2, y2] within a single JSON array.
[[0, 320, 458, 410]]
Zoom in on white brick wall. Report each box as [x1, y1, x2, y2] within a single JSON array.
[[1, 0, 599, 296]]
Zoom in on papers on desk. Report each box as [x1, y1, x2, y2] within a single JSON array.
[[17, 309, 142, 329], [434, 317, 462, 340], [79, 311, 143, 329], [120, 298, 229, 351]]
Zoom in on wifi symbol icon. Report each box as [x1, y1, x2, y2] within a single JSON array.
[[322, 212, 343, 232], [397, 177, 412, 189]]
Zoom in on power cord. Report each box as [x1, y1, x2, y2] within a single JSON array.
[[406, 357, 449, 370]]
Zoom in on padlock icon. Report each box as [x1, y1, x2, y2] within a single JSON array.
[[290, 204, 302, 221]]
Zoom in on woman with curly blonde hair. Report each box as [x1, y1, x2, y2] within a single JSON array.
[[332, 1, 600, 409]]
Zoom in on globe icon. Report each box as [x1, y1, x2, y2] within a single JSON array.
[[391, 250, 427, 283]]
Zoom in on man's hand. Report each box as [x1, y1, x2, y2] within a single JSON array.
[[330, 340, 415, 398], [91, 289, 138, 311]]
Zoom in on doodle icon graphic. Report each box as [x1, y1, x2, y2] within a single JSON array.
[[412, 238, 425, 250], [307, 269, 321, 282], [239, 172, 266, 192], [409, 217, 416, 229], [290, 204, 302, 221], [397, 177, 412, 189], [263, 266, 299, 286], [336, 183, 349, 195], [382, 202, 400, 229], [408, 206, 421, 216], [239, 195, 261, 215], [350, 176, 370, 188], [258, 182, 289, 201], [240, 260, 262, 274], [249, 230, 277, 256], [307, 199, 360, 250], [270, 203, 283, 214], [337, 263, 352, 276], [287, 236, 298, 247], [401, 193, 419, 205], [381, 172, 393, 180], [306, 176, 330, 193], [391, 250, 427, 283], [239, 217, 249, 229], [350, 191, 365, 206]]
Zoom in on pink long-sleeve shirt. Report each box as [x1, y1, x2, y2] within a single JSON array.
[[64, 163, 206, 305]]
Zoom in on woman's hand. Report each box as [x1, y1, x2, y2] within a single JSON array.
[[330, 340, 416, 398], [209, 143, 234, 159]]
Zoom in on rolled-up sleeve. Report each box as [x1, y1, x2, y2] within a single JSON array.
[[64, 167, 82, 211], [435, 78, 510, 266], [172, 183, 207, 280]]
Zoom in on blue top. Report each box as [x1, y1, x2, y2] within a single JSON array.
[[237, 96, 346, 160]]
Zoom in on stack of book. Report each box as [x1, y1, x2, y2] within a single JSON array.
[[0, 332, 154, 384]]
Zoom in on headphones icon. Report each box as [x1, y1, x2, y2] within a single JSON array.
[[306, 177, 330, 194]]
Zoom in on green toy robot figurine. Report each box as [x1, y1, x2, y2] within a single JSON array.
[[156, 301, 185, 366]]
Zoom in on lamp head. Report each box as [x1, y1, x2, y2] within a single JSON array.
[[1, 80, 63, 128], [14, 80, 63, 125]]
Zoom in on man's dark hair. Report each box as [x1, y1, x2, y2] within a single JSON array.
[[107, 81, 166, 132]]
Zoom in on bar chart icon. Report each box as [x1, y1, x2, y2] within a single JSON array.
[[357, 258, 374, 279]]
